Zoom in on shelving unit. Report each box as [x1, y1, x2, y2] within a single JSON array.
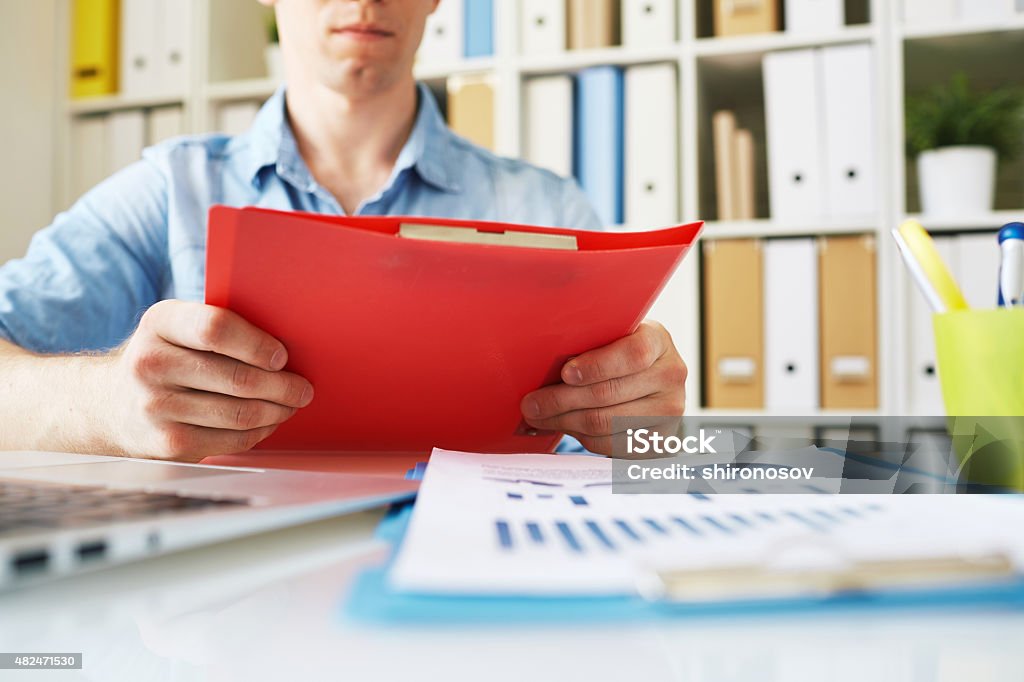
[[53, 0, 1024, 419]]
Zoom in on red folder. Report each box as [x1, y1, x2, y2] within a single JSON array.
[[205, 207, 701, 455]]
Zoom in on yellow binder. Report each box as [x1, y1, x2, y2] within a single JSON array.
[[70, 0, 119, 99]]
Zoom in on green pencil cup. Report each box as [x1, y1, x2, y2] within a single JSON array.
[[934, 309, 1024, 490]]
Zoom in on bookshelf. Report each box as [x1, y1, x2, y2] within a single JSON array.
[[53, 0, 1024, 419]]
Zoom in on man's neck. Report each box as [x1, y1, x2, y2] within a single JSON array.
[[284, 78, 419, 214]]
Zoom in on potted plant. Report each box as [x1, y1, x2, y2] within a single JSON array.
[[906, 72, 1024, 216], [265, 13, 284, 81]]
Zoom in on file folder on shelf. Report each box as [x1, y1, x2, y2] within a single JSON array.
[[821, 44, 878, 220], [120, 0, 159, 96], [523, 75, 574, 178], [216, 101, 261, 136], [819, 235, 878, 409], [763, 49, 824, 222], [764, 238, 819, 410], [105, 110, 146, 176], [712, 111, 738, 222], [785, 0, 844, 33], [703, 239, 764, 408], [447, 74, 495, 151], [71, 116, 109, 201], [520, 0, 567, 54], [735, 129, 757, 220], [907, 236, 955, 415], [70, 0, 119, 99], [575, 66, 625, 227], [622, 0, 675, 46], [568, 0, 620, 50], [418, 0, 464, 63], [205, 207, 701, 453], [157, 0, 191, 93], [463, 0, 494, 57], [147, 106, 185, 146], [625, 63, 678, 228], [713, 0, 779, 36], [902, 0, 956, 26]]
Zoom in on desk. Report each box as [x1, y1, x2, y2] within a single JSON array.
[[3, 508, 1024, 682]]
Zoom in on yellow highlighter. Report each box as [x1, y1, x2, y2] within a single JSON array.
[[892, 220, 970, 313]]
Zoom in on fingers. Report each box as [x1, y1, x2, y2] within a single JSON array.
[[561, 321, 669, 386], [154, 424, 281, 464], [142, 300, 288, 372], [144, 390, 298, 431], [523, 395, 681, 438], [139, 345, 314, 408]]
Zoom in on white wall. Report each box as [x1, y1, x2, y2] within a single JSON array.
[[0, 0, 57, 264]]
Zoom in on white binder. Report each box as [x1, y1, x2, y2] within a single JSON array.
[[622, 0, 676, 46], [903, 0, 956, 26], [907, 236, 955, 415], [105, 110, 146, 175], [763, 238, 819, 410], [217, 101, 261, 136], [820, 43, 877, 220], [522, 75, 573, 178], [419, 0, 464, 62], [624, 63, 678, 228], [958, 0, 1014, 22], [157, 0, 192, 94], [956, 232, 1000, 308], [763, 49, 823, 222], [147, 106, 185, 145], [520, 0, 566, 54], [120, 0, 160, 96], [785, 0, 844, 33], [71, 116, 109, 202]]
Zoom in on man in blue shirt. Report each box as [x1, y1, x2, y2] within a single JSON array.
[[0, 0, 686, 461]]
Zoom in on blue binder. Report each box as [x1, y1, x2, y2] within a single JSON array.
[[575, 66, 624, 227], [464, 0, 494, 58]]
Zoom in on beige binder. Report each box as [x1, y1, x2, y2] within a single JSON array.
[[568, 0, 620, 50], [819, 235, 878, 409], [447, 74, 495, 151], [713, 0, 780, 37], [735, 129, 756, 220], [703, 239, 764, 408], [713, 111, 738, 221]]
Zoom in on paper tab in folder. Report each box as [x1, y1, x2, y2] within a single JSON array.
[[389, 450, 1024, 596]]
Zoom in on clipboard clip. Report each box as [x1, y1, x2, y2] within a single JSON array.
[[399, 223, 579, 251], [638, 550, 1018, 604]]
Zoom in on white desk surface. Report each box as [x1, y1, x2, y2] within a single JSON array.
[[2, 508, 1024, 682]]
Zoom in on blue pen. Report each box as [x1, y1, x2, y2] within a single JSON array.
[[998, 222, 1024, 307]]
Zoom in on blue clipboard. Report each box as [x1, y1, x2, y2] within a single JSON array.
[[343, 462, 1024, 626]]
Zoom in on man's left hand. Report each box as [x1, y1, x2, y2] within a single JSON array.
[[520, 321, 687, 456]]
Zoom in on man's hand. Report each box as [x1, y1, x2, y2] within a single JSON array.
[[520, 321, 686, 456], [100, 300, 313, 462]]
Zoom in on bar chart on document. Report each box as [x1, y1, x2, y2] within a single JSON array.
[[389, 450, 1024, 596]]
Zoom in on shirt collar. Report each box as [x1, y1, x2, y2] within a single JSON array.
[[238, 83, 462, 194]]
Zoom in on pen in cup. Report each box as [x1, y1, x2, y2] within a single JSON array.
[[998, 222, 1024, 307]]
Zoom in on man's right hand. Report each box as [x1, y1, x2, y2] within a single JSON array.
[[101, 300, 313, 462]]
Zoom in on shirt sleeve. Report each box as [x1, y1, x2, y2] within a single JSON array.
[[558, 177, 604, 232], [0, 159, 169, 353]]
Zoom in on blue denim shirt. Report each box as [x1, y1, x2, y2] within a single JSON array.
[[0, 84, 601, 353]]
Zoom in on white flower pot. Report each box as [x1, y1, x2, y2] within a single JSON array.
[[264, 43, 284, 81], [917, 145, 997, 217]]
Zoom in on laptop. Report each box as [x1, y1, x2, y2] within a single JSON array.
[[0, 450, 419, 590]]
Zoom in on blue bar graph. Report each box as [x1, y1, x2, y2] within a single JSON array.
[[555, 521, 583, 553], [507, 492, 523, 500], [689, 491, 710, 501], [585, 520, 616, 550], [526, 522, 544, 544], [569, 495, 588, 506], [496, 520, 513, 549], [730, 513, 753, 528], [786, 510, 825, 532], [672, 516, 702, 536], [758, 511, 778, 524], [614, 519, 643, 542], [644, 518, 669, 535], [701, 515, 733, 535]]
